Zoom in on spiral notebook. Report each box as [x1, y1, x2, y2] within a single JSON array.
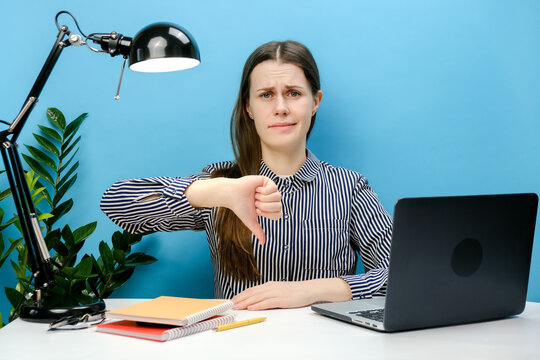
[[96, 314, 235, 342], [105, 296, 234, 326]]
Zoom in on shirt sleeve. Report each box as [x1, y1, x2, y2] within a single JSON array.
[[100, 173, 211, 234], [340, 176, 393, 299]]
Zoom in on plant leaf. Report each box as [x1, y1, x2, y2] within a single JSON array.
[[125, 253, 157, 267], [53, 240, 69, 258], [110, 267, 136, 290], [59, 149, 79, 173], [112, 231, 130, 251], [61, 266, 77, 278], [112, 266, 137, 278], [60, 136, 81, 160], [57, 161, 78, 189], [24, 170, 39, 192], [10, 259, 21, 276], [4, 287, 24, 309], [73, 222, 97, 244], [35, 180, 52, 207], [127, 232, 144, 246], [99, 268, 136, 298], [24, 145, 57, 172], [62, 225, 75, 247], [38, 125, 62, 142], [113, 249, 126, 264], [22, 154, 54, 186], [53, 174, 77, 206], [64, 113, 87, 140], [61, 132, 76, 151], [89, 255, 106, 284], [47, 199, 73, 227], [0, 216, 17, 232], [33, 134, 60, 157], [99, 241, 114, 273], [0, 188, 12, 201], [66, 242, 84, 267], [45, 229, 61, 251], [0, 238, 23, 268], [75, 256, 93, 277], [12, 218, 22, 235], [46, 107, 66, 130], [34, 195, 46, 207], [31, 186, 46, 200], [37, 213, 53, 222]]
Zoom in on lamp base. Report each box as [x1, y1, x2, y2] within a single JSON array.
[[20, 300, 106, 323]]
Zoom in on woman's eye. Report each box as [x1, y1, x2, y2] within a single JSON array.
[[289, 91, 300, 97], [261, 93, 271, 99]]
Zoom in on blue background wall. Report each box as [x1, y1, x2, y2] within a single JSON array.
[[1, 0, 539, 319]]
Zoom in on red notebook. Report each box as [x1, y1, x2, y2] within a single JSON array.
[[96, 314, 235, 342]]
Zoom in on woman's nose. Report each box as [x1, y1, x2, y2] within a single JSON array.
[[274, 95, 289, 116]]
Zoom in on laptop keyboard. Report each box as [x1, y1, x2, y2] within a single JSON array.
[[350, 309, 385, 322]]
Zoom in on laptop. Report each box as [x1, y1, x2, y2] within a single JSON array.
[[312, 193, 538, 332]]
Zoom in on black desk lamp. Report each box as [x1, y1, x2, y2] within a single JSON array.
[[0, 11, 200, 323]]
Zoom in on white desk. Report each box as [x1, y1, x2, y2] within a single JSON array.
[[1, 299, 539, 360]]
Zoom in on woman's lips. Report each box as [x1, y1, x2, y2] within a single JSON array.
[[269, 122, 296, 129]]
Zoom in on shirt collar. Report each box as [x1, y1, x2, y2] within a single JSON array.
[[258, 149, 321, 183], [296, 149, 321, 182]]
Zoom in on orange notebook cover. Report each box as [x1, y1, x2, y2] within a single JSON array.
[[105, 296, 234, 326], [96, 314, 235, 342]]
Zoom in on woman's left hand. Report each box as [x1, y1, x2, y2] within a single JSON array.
[[231, 278, 352, 310]]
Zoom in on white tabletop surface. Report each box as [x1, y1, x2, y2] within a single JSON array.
[[1, 299, 539, 360]]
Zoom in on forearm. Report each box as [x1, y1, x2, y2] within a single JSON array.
[[185, 175, 280, 245], [341, 268, 389, 299], [306, 278, 353, 303], [184, 178, 234, 208], [101, 176, 205, 233], [349, 177, 393, 299]]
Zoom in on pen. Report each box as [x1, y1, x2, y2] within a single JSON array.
[[216, 317, 266, 331]]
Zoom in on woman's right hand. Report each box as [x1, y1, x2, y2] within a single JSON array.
[[185, 176, 282, 244], [227, 176, 281, 244]]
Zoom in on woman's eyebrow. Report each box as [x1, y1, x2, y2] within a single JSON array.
[[285, 85, 304, 90], [256, 85, 304, 92]]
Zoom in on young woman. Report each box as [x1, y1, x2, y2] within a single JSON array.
[[101, 40, 392, 310]]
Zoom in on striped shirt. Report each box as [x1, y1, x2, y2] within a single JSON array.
[[100, 150, 393, 300]]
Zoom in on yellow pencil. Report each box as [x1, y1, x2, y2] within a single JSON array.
[[216, 317, 266, 331]]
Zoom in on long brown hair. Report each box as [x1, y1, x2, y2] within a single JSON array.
[[212, 40, 321, 282]]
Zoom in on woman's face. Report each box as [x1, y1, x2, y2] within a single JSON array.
[[246, 60, 322, 155]]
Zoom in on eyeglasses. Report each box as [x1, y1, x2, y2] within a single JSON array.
[[49, 311, 105, 330]]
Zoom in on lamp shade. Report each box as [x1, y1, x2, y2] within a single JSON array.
[[129, 23, 200, 73]]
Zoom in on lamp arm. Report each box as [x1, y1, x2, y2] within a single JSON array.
[[0, 26, 73, 294], [6, 26, 71, 142], [0, 142, 54, 291]]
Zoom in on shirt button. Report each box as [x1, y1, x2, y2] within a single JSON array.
[[283, 245, 289, 251], [281, 278, 287, 281], [283, 213, 289, 220]]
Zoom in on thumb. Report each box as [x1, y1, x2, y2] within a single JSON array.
[[243, 217, 266, 245]]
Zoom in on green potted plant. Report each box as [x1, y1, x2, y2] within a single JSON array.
[[1, 107, 157, 325]]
